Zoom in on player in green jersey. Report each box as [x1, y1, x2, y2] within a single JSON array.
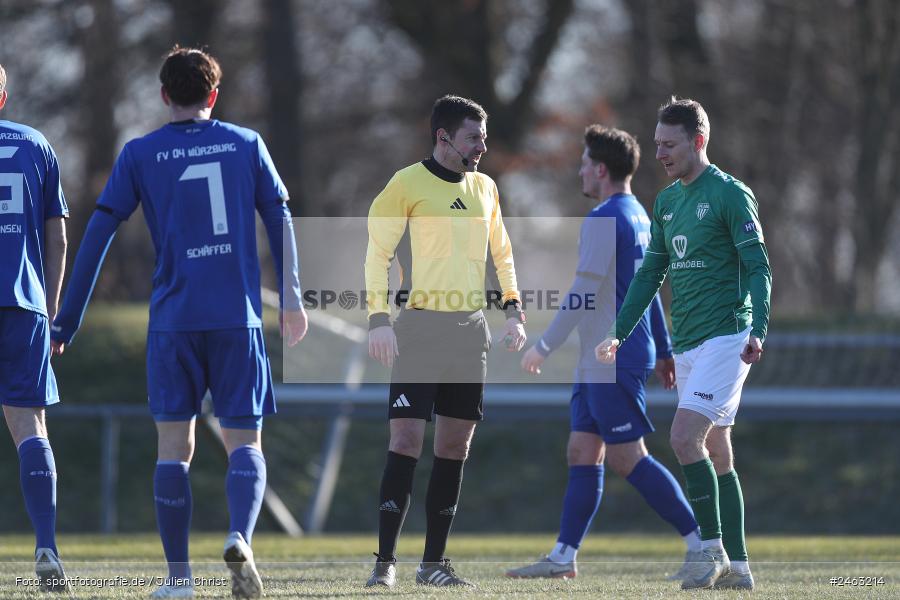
[[596, 97, 771, 591]]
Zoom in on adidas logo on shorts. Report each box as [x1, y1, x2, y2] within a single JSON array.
[[380, 500, 401, 513], [392, 394, 411, 408]]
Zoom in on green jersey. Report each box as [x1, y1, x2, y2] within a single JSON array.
[[615, 164, 771, 353]]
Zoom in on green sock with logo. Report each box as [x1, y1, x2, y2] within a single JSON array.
[[717, 470, 747, 561], [681, 458, 721, 541]]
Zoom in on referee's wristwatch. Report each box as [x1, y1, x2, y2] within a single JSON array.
[[503, 300, 526, 324]]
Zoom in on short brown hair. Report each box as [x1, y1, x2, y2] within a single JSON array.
[[658, 96, 710, 143], [0, 64, 7, 95], [583, 125, 640, 182], [159, 46, 222, 107], [430, 95, 488, 146]]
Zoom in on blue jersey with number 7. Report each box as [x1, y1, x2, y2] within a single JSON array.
[[96, 119, 287, 331]]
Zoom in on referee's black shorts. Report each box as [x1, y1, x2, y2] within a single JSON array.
[[388, 308, 491, 422]]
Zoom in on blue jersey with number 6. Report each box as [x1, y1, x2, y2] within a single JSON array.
[[97, 120, 287, 331], [0, 121, 68, 316]]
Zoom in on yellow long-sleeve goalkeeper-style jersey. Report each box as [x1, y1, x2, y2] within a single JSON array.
[[365, 159, 520, 319]]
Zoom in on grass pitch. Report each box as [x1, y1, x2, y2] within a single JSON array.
[[0, 533, 897, 598]]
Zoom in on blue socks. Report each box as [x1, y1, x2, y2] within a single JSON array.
[[18, 437, 58, 553], [153, 447, 265, 585], [226, 446, 267, 544], [557, 465, 604, 548], [154, 461, 192, 581], [551, 456, 696, 559], [626, 455, 698, 536]]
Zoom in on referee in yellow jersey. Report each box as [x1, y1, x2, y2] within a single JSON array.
[[364, 95, 526, 588]]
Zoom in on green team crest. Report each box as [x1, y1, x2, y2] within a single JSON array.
[[696, 202, 710, 220]]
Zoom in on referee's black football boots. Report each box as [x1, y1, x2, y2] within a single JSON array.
[[416, 558, 475, 587], [365, 553, 397, 588]]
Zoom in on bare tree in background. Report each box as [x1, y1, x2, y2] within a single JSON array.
[[165, 0, 231, 118], [76, 0, 120, 223], [263, 0, 303, 215], [851, 0, 900, 311], [2, 0, 899, 314], [721, 0, 857, 311], [383, 0, 574, 151], [71, 0, 128, 292]]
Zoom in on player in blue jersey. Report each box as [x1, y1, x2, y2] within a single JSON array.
[[507, 126, 700, 580], [0, 63, 72, 594], [51, 47, 307, 599]]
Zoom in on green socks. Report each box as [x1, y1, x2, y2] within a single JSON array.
[[681, 458, 721, 541], [681, 461, 748, 560], [717, 470, 748, 561]]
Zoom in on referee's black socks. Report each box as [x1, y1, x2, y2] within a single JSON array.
[[423, 456, 465, 564], [377, 451, 418, 560]]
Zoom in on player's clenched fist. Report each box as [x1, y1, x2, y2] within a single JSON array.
[[369, 325, 399, 368], [595, 337, 620, 364], [740, 335, 764, 364]]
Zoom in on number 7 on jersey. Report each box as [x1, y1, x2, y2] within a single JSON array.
[[179, 161, 229, 235]]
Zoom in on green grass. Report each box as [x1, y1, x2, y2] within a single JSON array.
[[1, 534, 897, 598]]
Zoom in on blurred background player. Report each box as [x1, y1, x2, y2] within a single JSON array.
[[596, 98, 771, 590], [0, 62, 71, 593], [51, 47, 307, 599], [509, 125, 700, 580], [364, 94, 526, 588]]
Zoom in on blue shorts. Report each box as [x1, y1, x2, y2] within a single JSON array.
[[0, 308, 59, 407], [146, 328, 274, 425], [570, 368, 654, 444]]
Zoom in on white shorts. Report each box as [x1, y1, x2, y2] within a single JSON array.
[[674, 327, 752, 427]]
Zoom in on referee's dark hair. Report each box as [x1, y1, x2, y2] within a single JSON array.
[[658, 96, 710, 147], [431, 94, 488, 146], [583, 125, 640, 182]]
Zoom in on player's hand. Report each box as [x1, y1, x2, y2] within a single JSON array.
[[741, 335, 763, 364], [595, 337, 620, 364], [502, 319, 527, 352], [654, 357, 675, 390], [520, 346, 545, 375], [281, 307, 308, 347], [51, 340, 65, 356], [369, 325, 399, 368]]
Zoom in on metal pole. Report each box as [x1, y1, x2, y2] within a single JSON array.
[[304, 404, 353, 533], [99, 413, 120, 533], [303, 340, 366, 532]]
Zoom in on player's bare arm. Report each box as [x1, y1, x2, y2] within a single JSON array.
[[44, 217, 67, 355], [43, 218, 66, 323]]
